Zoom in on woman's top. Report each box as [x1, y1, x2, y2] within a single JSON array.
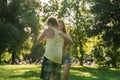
[[44, 28, 64, 64]]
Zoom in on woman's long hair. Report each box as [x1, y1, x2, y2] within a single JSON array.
[[58, 20, 67, 33], [58, 20, 68, 46]]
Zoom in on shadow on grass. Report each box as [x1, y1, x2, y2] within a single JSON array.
[[9, 70, 40, 80], [70, 66, 120, 80], [1, 65, 120, 80]]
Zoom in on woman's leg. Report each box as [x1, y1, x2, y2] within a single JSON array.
[[63, 64, 71, 80], [62, 54, 71, 80]]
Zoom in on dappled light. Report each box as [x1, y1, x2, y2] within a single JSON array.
[[0, 65, 40, 80], [0, 65, 120, 80], [0, 0, 120, 80], [70, 66, 120, 80]]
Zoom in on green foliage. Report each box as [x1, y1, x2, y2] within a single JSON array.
[[0, 0, 41, 63], [40, 0, 59, 21], [31, 43, 45, 62], [40, 0, 120, 67], [0, 23, 20, 63], [1, 52, 11, 63], [1, 0, 119, 67], [0, 23, 20, 53], [91, 0, 120, 67], [40, 0, 97, 66], [59, 0, 95, 65], [83, 36, 101, 54]]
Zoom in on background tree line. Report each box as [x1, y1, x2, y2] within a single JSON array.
[[0, 0, 120, 67]]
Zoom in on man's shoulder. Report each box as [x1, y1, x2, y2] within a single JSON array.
[[43, 28, 52, 33], [45, 28, 55, 37], [45, 28, 54, 32]]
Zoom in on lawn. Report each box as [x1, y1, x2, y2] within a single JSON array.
[[0, 64, 120, 80]]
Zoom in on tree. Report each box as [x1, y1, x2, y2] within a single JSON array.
[[91, 0, 120, 67], [0, 23, 20, 63], [58, 0, 96, 66], [0, 0, 41, 64]]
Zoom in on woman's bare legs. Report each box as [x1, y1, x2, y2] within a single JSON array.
[[63, 64, 71, 80]]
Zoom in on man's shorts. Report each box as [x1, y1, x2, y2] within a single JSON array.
[[40, 57, 61, 80]]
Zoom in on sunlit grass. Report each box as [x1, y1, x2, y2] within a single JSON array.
[[0, 64, 40, 80], [70, 66, 120, 80], [0, 64, 120, 80]]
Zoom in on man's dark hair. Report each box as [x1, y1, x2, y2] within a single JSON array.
[[47, 17, 58, 27]]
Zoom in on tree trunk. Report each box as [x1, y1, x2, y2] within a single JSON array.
[[111, 48, 118, 68], [80, 53, 83, 66], [1, 0, 7, 8], [111, 57, 117, 67], [0, 53, 1, 64], [11, 52, 16, 64], [79, 43, 84, 66], [111, 54, 117, 67]]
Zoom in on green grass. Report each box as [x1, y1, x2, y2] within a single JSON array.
[[0, 65, 120, 80], [69, 66, 120, 80], [0, 65, 40, 80]]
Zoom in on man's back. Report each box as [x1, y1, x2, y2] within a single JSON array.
[[44, 27, 64, 64]]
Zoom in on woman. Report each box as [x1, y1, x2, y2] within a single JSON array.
[[37, 17, 71, 80], [58, 20, 72, 80]]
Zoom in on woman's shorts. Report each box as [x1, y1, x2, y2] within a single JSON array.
[[40, 57, 61, 80], [62, 53, 71, 65]]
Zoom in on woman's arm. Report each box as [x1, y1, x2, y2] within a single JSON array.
[[59, 32, 73, 45]]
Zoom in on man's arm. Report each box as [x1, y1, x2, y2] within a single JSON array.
[[36, 30, 47, 44]]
